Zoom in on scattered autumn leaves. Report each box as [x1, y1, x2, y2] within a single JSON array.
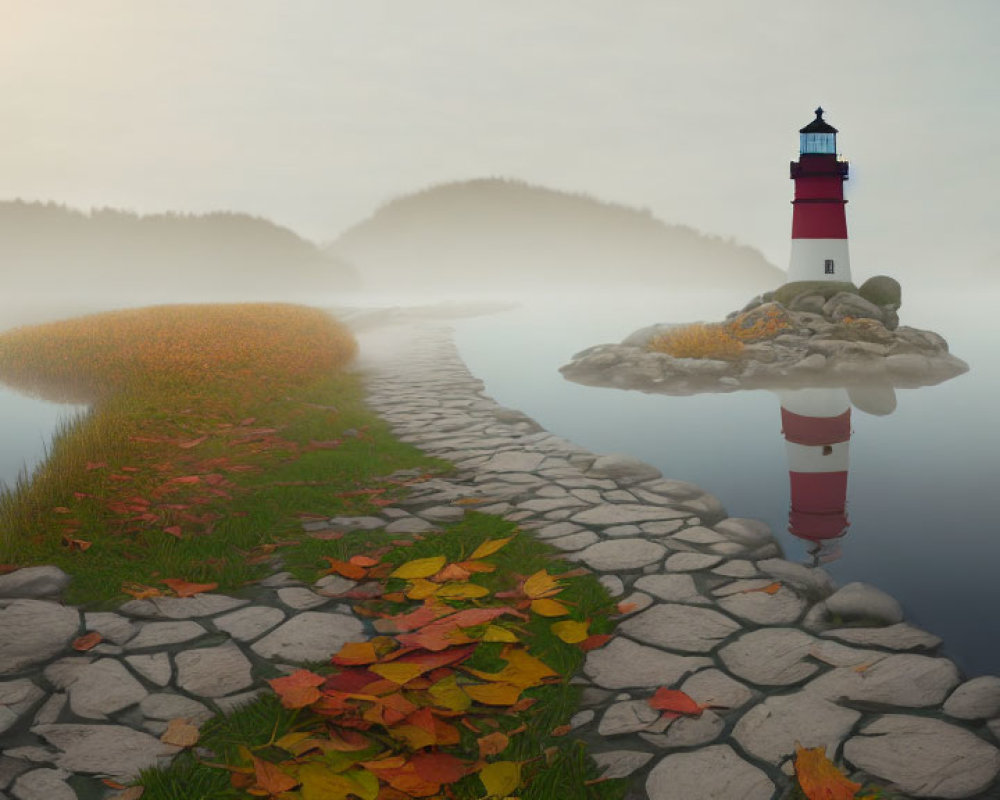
[[168, 532, 617, 799]]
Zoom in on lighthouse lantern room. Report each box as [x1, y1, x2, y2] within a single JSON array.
[[788, 107, 852, 283]]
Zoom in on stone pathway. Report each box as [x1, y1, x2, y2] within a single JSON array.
[[3, 321, 1000, 799]]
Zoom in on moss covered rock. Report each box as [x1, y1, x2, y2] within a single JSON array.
[[859, 275, 902, 309]]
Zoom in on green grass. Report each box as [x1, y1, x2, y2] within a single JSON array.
[[135, 515, 625, 800]]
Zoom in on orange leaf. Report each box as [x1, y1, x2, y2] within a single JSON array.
[[85, 461, 106, 471], [268, 669, 325, 709], [121, 582, 162, 600], [454, 559, 496, 574], [530, 597, 570, 617], [330, 641, 379, 666], [160, 717, 199, 747], [550, 724, 572, 737], [431, 563, 472, 583], [162, 578, 218, 598], [794, 745, 862, 800], [349, 554, 380, 567], [251, 756, 299, 796], [410, 751, 469, 785], [163, 526, 183, 538], [647, 687, 704, 717], [579, 634, 613, 651], [742, 581, 782, 595], [62, 537, 91, 552], [477, 731, 510, 757], [617, 601, 639, 614], [322, 556, 367, 580], [523, 569, 561, 598], [463, 682, 523, 706], [72, 631, 103, 651]]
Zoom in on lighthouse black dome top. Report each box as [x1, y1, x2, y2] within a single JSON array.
[[799, 107, 838, 154]]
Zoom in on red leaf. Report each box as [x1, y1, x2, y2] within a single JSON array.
[[163, 526, 183, 538], [578, 634, 613, 651], [162, 578, 218, 597], [647, 687, 704, 717], [177, 436, 208, 449], [85, 461, 106, 471], [322, 557, 367, 581], [268, 669, 325, 709], [410, 751, 469, 785], [72, 631, 103, 651]]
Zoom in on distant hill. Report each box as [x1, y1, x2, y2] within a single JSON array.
[[0, 201, 358, 303], [329, 178, 783, 293]]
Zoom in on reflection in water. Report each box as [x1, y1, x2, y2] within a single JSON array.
[[777, 385, 897, 566]]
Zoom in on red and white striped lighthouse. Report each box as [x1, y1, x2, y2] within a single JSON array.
[[788, 107, 851, 282], [778, 388, 851, 544]]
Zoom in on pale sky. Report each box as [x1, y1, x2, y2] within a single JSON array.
[[2, 0, 997, 285]]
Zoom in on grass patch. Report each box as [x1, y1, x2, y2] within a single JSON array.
[[0, 304, 450, 607], [137, 515, 625, 800]]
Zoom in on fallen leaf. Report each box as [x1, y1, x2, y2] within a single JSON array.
[[268, 669, 326, 709], [72, 631, 103, 651], [101, 779, 126, 790], [254, 756, 301, 796], [482, 624, 519, 643], [578, 633, 613, 651], [322, 557, 367, 581], [390, 555, 447, 580], [479, 761, 522, 799], [160, 718, 199, 747], [741, 581, 782, 595], [464, 647, 559, 689], [349, 554, 380, 567], [162, 526, 183, 538], [616, 601, 639, 614], [469, 535, 514, 560], [523, 569, 561, 598], [431, 562, 472, 582], [530, 597, 571, 617], [162, 578, 218, 598], [551, 619, 590, 644], [121, 582, 162, 600], [794, 745, 861, 800], [647, 687, 704, 717], [435, 581, 490, 599], [550, 724, 572, 736], [331, 641, 379, 666], [61, 537, 92, 551], [477, 730, 510, 757], [463, 682, 523, 706]]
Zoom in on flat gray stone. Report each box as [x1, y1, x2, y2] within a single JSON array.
[[572, 504, 686, 526], [640, 710, 724, 749], [604, 489, 639, 503], [716, 584, 807, 625], [124, 653, 172, 686], [325, 515, 385, 531], [757, 558, 835, 598], [639, 520, 685, 536], [31, 723, 179, 781], [213, 606, 285, 641], [417, 505, 464, 522], [719, 628, 820, 686], [384, 517, 435, 534], [33, 693, 67, 725], [82, 612, 136, 645], [570, 488, 603, 504], [125, 620, 207, 650], [670, 526, 727, 545], [598, 575, 624, 597], [732, 690, 861, 765], [680, 669, 755, 711], [825, 581, 903, 625], [844, 715, 1000, 798], [712, 560, 759, 578], [119, 594, 249, 620], [646, 744, 774, 800], [805, 653, 960, 707], [250, 611, 365, 663], [11, 768, 75, 800], [634, 574, 708, 605], [588, 454, 661, 481], [139, 693, 212, 723], [944, 676, 1000, 720], [663, 552, 722, 572], [546, 531, 600, 551], [67, 659, 147, 719], [806, 639, 883, 668], [604, 524, 642, 538], [535, 522, 584, 540], [313, 575, 357, 596], [175, 641, 254, 698], [591, 750, 654, 780], [598, 699, 667, 735], [619, 604, 741, 653], [478, 452, 546, 473], [821, 622, 942, 652], [276, 588, 328, 611], [0, 600, 80, 675], [712, 518, 773, 547], [0, 680, 44, 722], [42, 658, 92, 690], [573, 539, 667, 571], [0, 567, 70, 599], [517, 497, 586, 513], [584, 637, 711, 690]]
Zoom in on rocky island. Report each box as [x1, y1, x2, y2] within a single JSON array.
[[560, 277, 969, 395]]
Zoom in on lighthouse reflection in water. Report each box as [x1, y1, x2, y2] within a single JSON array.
[[777, 384, 896, 566]]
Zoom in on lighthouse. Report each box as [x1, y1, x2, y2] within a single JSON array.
[[778, 388, 851, 550], [788, 107, 851, 283]]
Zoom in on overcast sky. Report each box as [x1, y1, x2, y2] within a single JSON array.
[[2, 0, 997, 285]]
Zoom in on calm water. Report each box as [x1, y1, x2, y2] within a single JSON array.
[[453, 288, 1000, 677], [0, 385, 85, 489]]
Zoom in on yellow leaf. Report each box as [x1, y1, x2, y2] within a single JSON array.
[[369, 661, 428, 685], [159, 718, 199, 748], [523, 569, 561, 599], [390, 723, 437, 750], [344, 769, 379, 800], [405, 577, 441, 599], [436, 582, 490, 599], [479, 761, 522, 798], [465, 647, 559, 689], [530, 597, 570, 617], [428, 674, 472, 712], [794, 745, 861, 800], [469, 536, 514, 560], [299, 762, 357, 800], [464, 682, 523, 706], [274, 731, 312, 752], [482, 625, 519, 643], [391, 555, 447, 580], [551, 619, 590, 644]]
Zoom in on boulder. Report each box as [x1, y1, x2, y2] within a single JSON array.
[[822, 291, 885, 322], [0, 600, 80, 675], [824, 581, 903, 625], [858, 275, 902, 308], [0, 566, 70, 599]]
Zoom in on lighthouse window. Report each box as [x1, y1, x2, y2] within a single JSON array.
[[824, 259, 835, 274]]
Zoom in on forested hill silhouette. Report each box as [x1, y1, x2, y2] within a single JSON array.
[[330, 178, 783, 292], [1, 201, 358, 302]]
